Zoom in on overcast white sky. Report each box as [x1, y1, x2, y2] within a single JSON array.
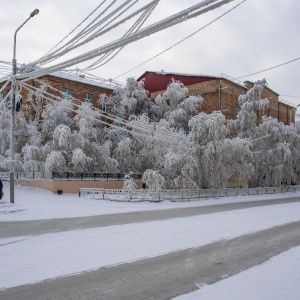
[[1, 0, 300, 106]]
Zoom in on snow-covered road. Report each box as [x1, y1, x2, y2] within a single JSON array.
[[1, 183, 300, 299]]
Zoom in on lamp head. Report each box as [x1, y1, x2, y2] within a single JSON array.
[[30, 9, 39, 18]]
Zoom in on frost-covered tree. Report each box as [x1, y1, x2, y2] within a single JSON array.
[[53, 124, 72, 150], [89, 140, 119, 172], [127, 114, 180, 173], [123, 172, 137, 190], [0, 101, 11, 157], [163, 141, 198, 189], [163, 111, 254, 189], [26, 80, 49, 123], [71, 148, 93, 172], [221, 138, 254, 187], [2, 75, 299, 190], [186, 111, 228, 188], [112, 78, 154, 120], [228, 79, 269, 139], [45, 151, 67, 172], [22, 145, 45, 172], [154, 79, 204, 132], [41, 97, 73, 140], [75, 102, 98, 141], [113, 137, 133, 173], [251, 116, 300, 187], [142, 169, 166, 190]]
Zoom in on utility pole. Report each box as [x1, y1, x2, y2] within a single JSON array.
[[10, 9, 39, 203]]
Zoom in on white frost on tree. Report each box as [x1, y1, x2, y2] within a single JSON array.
[[75, 102, 98, 141], [252, 116, 300, 187], [142, 169, 166, 190], [71, 148, 93, 172], [113, 137, 133, 173], [113, 78, 153, 120], [155, 79, 203, 132], [53, 124, 72, 149], [45, 151, 66, 172], [41, 98, 73, 139], [228, 79, 269, 139], [22, 145, 45, 172], [123, 172, 137, 190]]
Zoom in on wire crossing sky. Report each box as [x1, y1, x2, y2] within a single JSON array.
[[1, 0, 300, 106], [16, 0, 237, 80]]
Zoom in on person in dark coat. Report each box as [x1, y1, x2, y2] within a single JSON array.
[[0, 179, 3, 200]]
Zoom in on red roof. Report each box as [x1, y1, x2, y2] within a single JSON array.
[[137, 71, 219, 94]]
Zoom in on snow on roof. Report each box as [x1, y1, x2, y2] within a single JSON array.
[[278, 97, 296, 108], [150, 70, 219, 79], [140, 71, 296, 107], [139, 70, 246, 88], [140, 70, 220, 80], [1, 69, 118, 91], [50, 71, 116, 91]]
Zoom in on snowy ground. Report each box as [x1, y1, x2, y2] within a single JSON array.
[[1, 181, 300, 299], [176, 245, 300, 300], [1, 181, 299, 221]]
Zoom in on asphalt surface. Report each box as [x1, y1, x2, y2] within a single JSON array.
[[1, 221, 300, 300], [1, 196, 300, 238]]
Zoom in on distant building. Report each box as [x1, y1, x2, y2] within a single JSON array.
[[0, 71, 115, 111], [138, 71, 295, 124]]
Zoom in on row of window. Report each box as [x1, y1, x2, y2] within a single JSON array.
[[62, 88, 93, 104], [62, 88, 107, 111]]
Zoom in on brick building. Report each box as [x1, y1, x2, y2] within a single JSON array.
[[0, 71, 115, 111], [138, 71, 295, 124]]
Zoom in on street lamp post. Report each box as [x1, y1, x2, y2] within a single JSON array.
[[10, 9, 39, 204]]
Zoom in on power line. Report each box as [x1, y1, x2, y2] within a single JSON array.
[[41, 0, 108, 59], [279, 94, 300, 99], [19, 79, 186, 144], [82, 1, 159, 72], [28, 0, 159, 68], [114, 0, 248, 79], [18, 0, 237, 80], [234, 57, 300, 80]]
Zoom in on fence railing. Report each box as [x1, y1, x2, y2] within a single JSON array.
[[0, 172, 10, 180], [79, 185, 300, 202], [0, 172, 142, 181]]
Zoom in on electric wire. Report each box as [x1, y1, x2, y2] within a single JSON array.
[[83, 1, 158, 71], [40, 0, 119, 64], [41, 0, 108, 59], [0, 79, 11, 95], [41, 0, 159, 69], [114, 0, 247, 79], [19, 79, 186, 144], [20, 82, 181, 145], [18, 0, 235, 80], [234, 57, 300, 80], [35, 0, 144, 66], [0, 80, 12, 105], [279, 94, 300, 99]]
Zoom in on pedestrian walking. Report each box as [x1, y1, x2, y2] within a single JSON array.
[[0, 179, 3, 200]]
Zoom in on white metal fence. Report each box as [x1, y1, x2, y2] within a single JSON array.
[[79, 185, 300, 202], [0, 172, 9, 180], [0, 172, 142, 181]]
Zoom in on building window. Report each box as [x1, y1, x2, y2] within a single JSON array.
[[62, 88, 73, 100], [235, 107, 241, 118], [99, 98, 107, 112], [83, 92, 93, 104]]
